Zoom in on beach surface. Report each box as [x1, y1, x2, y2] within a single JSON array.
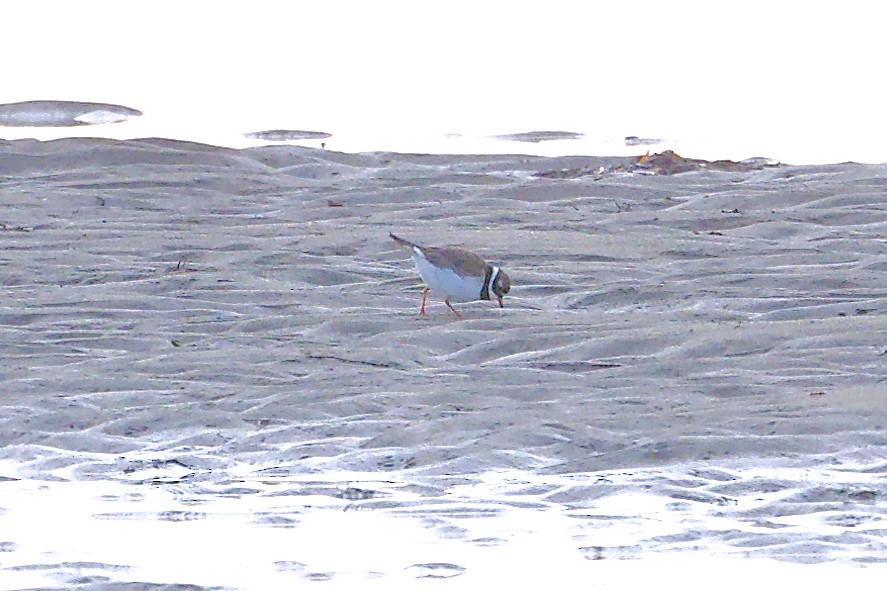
[[1, 137, 886, 588]]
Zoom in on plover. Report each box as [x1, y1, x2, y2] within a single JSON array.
[[390, 232, 511, 317]]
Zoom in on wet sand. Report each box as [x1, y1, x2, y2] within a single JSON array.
[[0, 101, 142, 127], [1, 137, 886, 587]]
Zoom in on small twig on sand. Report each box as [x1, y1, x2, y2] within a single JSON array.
[[307, 354, 392, 369]]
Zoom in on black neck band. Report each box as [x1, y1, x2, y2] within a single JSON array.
[[480, 266, 493, 300]]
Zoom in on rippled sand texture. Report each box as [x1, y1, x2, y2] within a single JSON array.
[[1, 138, 887, 585]]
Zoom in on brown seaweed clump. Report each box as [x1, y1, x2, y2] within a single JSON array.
[[535, 150, 780, 180]]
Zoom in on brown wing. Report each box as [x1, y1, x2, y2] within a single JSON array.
[[422, 247, 488, 278]]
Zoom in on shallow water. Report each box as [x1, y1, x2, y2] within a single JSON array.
[[2, 3, 887, 164], [1, 459, 885, 589]]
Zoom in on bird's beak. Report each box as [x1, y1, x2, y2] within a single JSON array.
[[497, 296, 504, 308]]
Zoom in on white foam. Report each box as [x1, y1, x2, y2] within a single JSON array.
[[73, 109, 134, 124]]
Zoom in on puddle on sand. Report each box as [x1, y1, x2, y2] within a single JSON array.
[[0, 463, 883, 590]]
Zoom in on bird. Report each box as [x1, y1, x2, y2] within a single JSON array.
[[389, 232, 511, 317]]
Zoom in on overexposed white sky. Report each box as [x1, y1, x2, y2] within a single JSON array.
[[3, 1, 885, 160]]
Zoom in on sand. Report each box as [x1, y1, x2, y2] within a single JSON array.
[[1, 137, 886, 587]]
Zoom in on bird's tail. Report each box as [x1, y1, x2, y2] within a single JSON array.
[[389, 232, 420, 250]]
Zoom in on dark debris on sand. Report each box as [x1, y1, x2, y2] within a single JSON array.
[[535, 150, 781, 180]]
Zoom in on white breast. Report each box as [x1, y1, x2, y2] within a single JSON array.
[[412, 249, 484, 302]]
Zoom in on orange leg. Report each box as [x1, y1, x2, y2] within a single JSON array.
[[444, 297, 462, 318], [420, 287, 430, 316]]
